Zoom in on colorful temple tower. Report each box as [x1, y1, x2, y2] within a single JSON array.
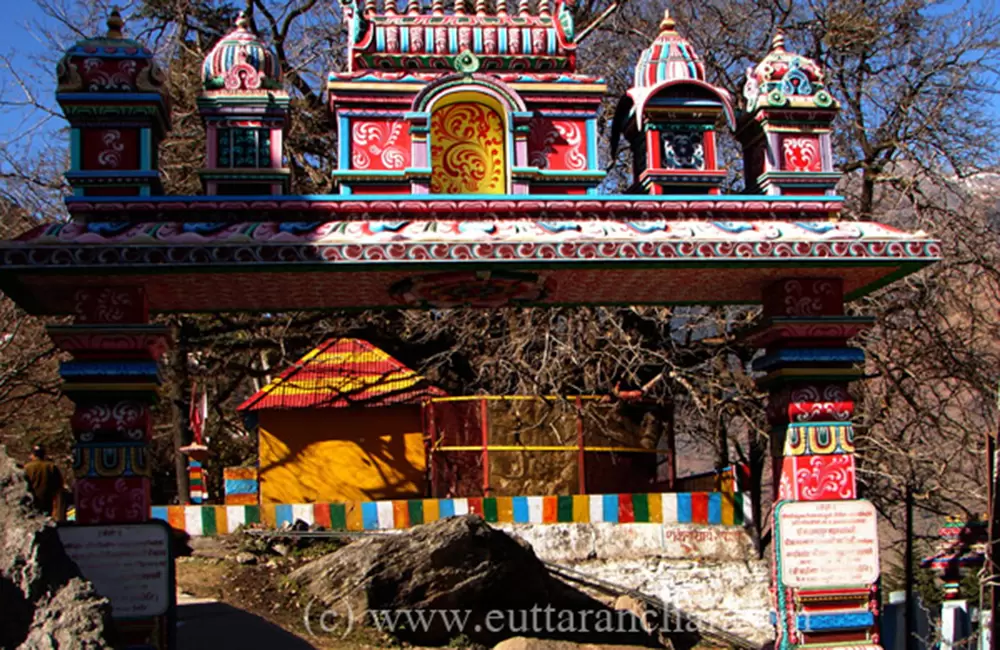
[[737, 32, 841, 196], [611, 10, 735, 194], [0, 5, 945, 650], [329, 0, 606, 194], [198, 12, 290, 195], [55, 9, 171, 196], [922, 515, 988, 600]]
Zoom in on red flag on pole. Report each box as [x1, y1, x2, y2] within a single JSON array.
[[189, 383, 207, 444]]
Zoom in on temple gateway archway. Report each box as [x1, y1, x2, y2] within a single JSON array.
[[1, 4, 938, 650]]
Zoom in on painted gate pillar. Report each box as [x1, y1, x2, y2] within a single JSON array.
[[744, 278, 881, 650], [48, 287, 169, 524]]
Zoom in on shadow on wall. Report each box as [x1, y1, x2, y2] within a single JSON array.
[[258, 406, 426, 504]]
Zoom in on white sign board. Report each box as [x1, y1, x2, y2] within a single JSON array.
[[776, 500, 879, 587], [58, 522, 173, 618]]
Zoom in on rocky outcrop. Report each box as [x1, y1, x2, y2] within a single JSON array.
[[291, 514, 695, 648], [0, 446, 112, 649]]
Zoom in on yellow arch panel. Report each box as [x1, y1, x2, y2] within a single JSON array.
[[430, 100, 506, 194]]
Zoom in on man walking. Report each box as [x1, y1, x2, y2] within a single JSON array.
[[23, 444, 64, 518]]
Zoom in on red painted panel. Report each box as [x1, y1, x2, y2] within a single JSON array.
[[542, 496, 558, 523], [75, 477, 150, 523], [527, 118, 588, 171], [763, 278, 844, 318], [618, 493, 635, 523], [82, 128, 140, 171], [73, 287, 148, 324], [781, 135, 822, 172], [350, 119, 411, 171], [313, 503, 332, 528], [353, 185, 412, 195], [467, 497, 484, 516], [778, 455, 857, 501], [71, 401, 152, 442], [690, 492, 708, 523]]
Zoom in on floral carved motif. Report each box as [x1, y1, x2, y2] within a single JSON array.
[[430, 102, 505, 194], [97, 130, 125, 168], [778, 454, 856, 501], [74, 287, 147, 324], [783, 137, 822, 172], [528, 119, 587, 171], [82, 58, 137, 91], [351, 120, 410, 171], [74, 477, 150, 523], [764, 278, 844, 318]]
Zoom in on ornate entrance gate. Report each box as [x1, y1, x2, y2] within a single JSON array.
[[0, 6, 939, 650]]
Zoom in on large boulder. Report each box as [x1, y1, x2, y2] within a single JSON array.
[[292, 515, 690, 647], [0, 446, 112, 649]]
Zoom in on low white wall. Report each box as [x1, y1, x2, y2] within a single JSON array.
[[497, 523, 772, 646]]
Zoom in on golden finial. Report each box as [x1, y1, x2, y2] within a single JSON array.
[[106, 7, 124, 39], [771, 29, 786, 52], [659, 8, 676, 32], [235, 10, 251, 30]]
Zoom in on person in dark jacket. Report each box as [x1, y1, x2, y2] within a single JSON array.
[[23, 444, 64, 517]]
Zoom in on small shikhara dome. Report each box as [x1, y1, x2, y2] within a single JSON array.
[[202, 11, 283, 92], [743, 31, 837, 112], [56, 8, 167, 96], [633, 10, 706, 88]]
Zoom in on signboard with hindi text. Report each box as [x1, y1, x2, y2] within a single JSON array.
[[776, 499, 880, 587], [58, 520, 175, 650]]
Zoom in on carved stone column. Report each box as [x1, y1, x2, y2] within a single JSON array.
[[49, 287, 169, 524], [745, 278, 881, 650]]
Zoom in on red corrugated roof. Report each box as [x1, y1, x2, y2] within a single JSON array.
[[237, 338, 445, 411]]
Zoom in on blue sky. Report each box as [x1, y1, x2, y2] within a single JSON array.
[[0, 1, 67, 144], [1, 0, 997, 167]]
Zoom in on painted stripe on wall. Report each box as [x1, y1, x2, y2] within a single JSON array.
[[293, 504, 314, 526], [602, 494, 618, 523], [154, 492, 754, 535], [676, 493, 692, 523], [423, 499, 440, 523], [527, 496, 544, 523], [542, 496, 557, 523], [662, 493, 677, 523], [201, 507, 218, 536], [227, 506, 246, 532], [619, 494, 635, 523], [691, 493, 708, 524], [393, 500, 410, 528], [513, 496, 529, 523], [589, 494, 603, 523], [409, 499, 424, 526], [376, 500, 395, 529], [362, 501, 379, 530], [184, 506, 203, 536], [708, 493, 722, 525], [497, 497, 514, 522]]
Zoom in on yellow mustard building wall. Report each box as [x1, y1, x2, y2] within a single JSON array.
[[258, 407, 426, 504]]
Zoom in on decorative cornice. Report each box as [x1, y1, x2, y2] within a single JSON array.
[[60, 194, 848, 222], [0, 219, 939, 274]]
